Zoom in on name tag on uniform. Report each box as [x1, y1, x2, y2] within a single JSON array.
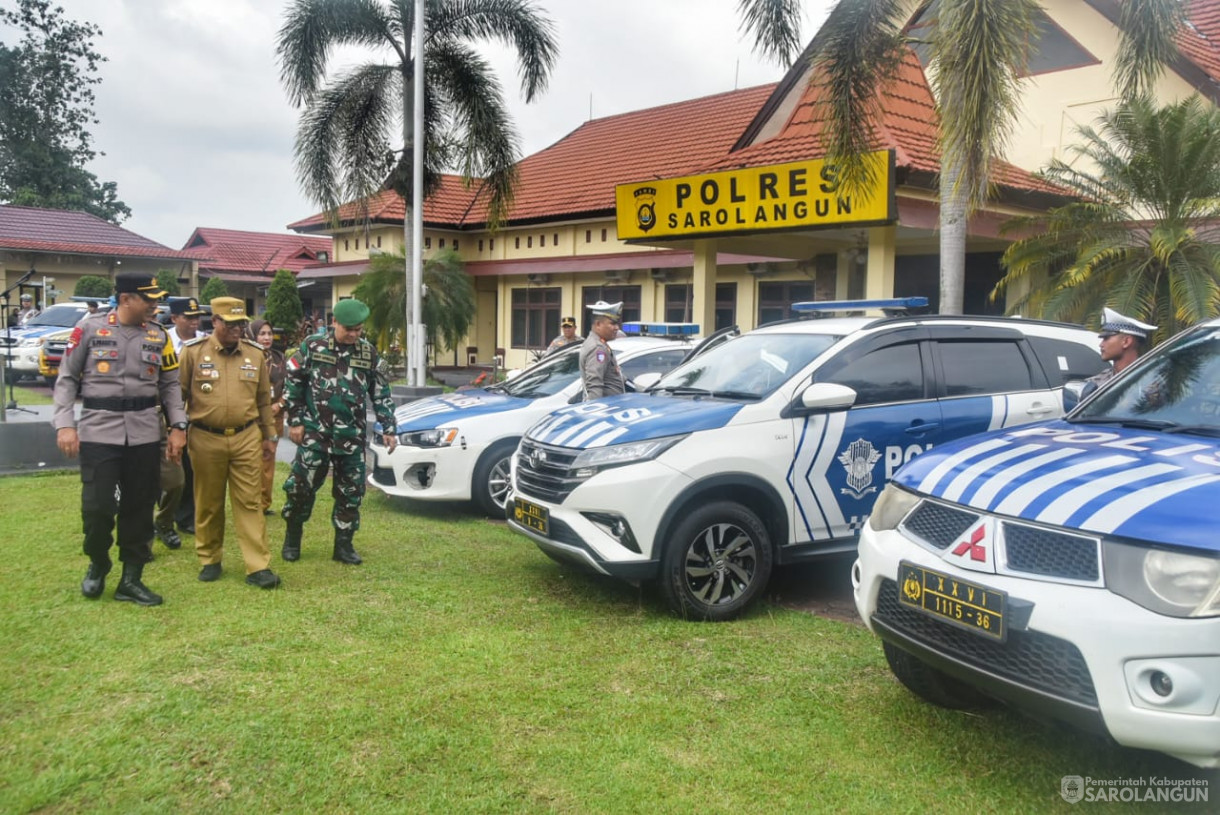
[[89, 338, 117, 348], [241, 370, 257, 381], [314, 352, 337, 364], [198, 362, 214, 370], [350, 358, 371, 369]]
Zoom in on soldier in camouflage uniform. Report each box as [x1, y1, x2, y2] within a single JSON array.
[[281, 299, 398, 565]]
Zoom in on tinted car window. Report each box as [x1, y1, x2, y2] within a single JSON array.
[[938, 341, 1033, 396], [820, 343, 924, 405], [655, 332, 841, 399], [1028, 336, 1107, 385], [497, 347, 581, 399], [25, 306, 87, 328], [621, 348, 688, 383]]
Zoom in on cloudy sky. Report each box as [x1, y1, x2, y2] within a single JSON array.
[[12, 0, 834, 248]]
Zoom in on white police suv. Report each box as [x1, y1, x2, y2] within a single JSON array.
[[854, 316, 1220, 768], [369, 325, 699, 515], [508, 299, 1106, 621]]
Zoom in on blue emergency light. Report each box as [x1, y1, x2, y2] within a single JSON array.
[[620, 321, 700, 337], [791, 297, 929, 316]]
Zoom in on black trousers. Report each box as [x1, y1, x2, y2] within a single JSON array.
[[79, 441, 161, 565]]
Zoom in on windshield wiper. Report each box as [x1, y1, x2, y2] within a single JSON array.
[[1070, 417, 1179, 430], [708, 390, 761, 401], [1166, 425, 1220, 438], [652, 386, 713, 397]]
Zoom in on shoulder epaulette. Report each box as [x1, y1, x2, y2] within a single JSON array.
[[183, 336, 208, 348], [241, 338, 266, 354]]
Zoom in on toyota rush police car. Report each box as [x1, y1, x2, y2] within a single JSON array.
[[507, 300, 1106, 621], [853, 316, 1220, 769], [369, 326, 699, 515]]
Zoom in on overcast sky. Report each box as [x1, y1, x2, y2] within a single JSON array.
[[13, 0, 833, 248]]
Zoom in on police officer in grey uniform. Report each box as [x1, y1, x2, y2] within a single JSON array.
[[53, 272, 188, 606], [1081, 307, 1157, 398], [580, 300, 626, 399]]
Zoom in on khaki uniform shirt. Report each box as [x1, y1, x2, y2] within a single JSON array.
[[179, 336, 274, 439], [579, 333, 624, 399], [52, 311, 187, 445]]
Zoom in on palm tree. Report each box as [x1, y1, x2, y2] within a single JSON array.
[[995, 96, 1220, 341], [737, 0, 1187, 314], [276, 0, 559, 230], [353, 247, 477, 363]]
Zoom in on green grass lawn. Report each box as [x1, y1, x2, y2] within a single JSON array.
[[0, 469, 1214, 813]]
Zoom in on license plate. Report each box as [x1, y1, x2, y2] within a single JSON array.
[[513, 497, 549, 536], [898, 561, 1006, 642]]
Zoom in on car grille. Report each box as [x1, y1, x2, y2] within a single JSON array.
[[902, 501, 979, 550], [875, 579, 1097, 707], [514, 439, 588, 504], [1003, 523, 1099, 582]]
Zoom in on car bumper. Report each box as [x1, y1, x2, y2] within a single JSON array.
[[854, 524, 1220, 769], [366, 438, 480, 501]]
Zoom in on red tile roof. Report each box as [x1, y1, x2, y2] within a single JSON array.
[[713, 50, 1063, 197], [289, 84, 778, 231], [0, 205, 194, 260], [181, 227, 333, 277], [1178, 0, 1220, 84]]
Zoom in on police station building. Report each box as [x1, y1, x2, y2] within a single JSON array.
[[288, 0, 1220, 371]]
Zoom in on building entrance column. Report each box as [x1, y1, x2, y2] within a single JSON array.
[[692, 238, 717, 332], [864, 225, 896, 302]]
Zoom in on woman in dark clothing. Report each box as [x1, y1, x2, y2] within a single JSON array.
[[249, 319, 287, 515]]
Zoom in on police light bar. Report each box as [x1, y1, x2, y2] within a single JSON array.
[[620, 322, 700, 337], [791, 297, 929, 313]]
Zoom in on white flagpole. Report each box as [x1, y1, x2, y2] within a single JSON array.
[[410, 0, 426, 386]]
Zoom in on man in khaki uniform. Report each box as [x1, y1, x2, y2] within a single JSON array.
[[179, 297, 281, 589]]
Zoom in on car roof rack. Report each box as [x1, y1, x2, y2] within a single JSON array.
[[620, 321, 699, 337], [791, 297, 930, 319]]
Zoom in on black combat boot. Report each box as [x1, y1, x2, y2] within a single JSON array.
[[282, 522, 303, 562], [332, 528, 362, 565], [113, 561, 163, 606], [81, 560, 111, 599]]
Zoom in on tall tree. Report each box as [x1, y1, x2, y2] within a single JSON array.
[[995, 96, 1220, 341], [276, 0, 557, 230], [353, 247, 476, 362], [0, 0, 130, 223], [200, 277, 229, 302], [736, 0, 1186, 314], [263, 268, 305, 342]]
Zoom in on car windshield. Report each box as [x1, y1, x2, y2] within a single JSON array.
[[1072, 326, 1220, 435], [651, 332, 841, 400], [493, 347, 581, 399], [27, 307, 85, 327]]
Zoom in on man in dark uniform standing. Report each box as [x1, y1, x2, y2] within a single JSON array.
[[179, 298, 280, 588], [580, 300, 625, 399], [281, 298, 397, 565], [52, 272, 187, 606]]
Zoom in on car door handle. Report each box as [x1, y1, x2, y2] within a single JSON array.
[[1026, 404, 1055, 416], [905, 422, 940, 435]]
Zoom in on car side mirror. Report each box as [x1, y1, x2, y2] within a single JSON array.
[[633, 372, 662, 392], [797, 382, 857, 412], [1062, 379, 1087, 412]]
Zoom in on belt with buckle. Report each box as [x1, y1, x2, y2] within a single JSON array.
[[192, 419, 256, 437]]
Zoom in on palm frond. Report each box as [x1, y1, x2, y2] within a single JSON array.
[[428, 0, 559, 101], [277, 0, 398, 106], [736, 0, 804, 66], [1114, 0, 1186, 100]]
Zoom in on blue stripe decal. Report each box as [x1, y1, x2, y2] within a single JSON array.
[[787, 417, 815, 540]]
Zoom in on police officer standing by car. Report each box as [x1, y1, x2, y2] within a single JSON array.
[[281, 298, 397, 565], [52, 272, 187, 606], [179, 298, 281, 588], [580, 301, 625, 399], [546, 316, 581, 354], [1081, 307, 1157, 398]]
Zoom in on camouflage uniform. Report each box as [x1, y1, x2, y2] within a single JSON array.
[[281, 330, 397, 531]]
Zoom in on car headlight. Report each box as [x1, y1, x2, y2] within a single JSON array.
[[18, 337, 43, 348], [1104, 540, 1220, 617], [398, 427, 458, 448], [568, 434, 686, 476], [868, 484, 921, 531]]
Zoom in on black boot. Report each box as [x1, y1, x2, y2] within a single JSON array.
[[282, 521, 303, 562], [114, 561, 163, 606], [81, 561, 111, 599], [332, 528, 362, 565]]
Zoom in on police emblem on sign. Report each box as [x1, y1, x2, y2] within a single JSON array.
[[633, 186, 657, 233], [837, 438, 881, 499]]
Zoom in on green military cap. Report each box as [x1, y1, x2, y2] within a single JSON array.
[[333, 298, 369, 327]]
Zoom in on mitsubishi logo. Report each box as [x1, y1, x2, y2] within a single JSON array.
[[952, 524, 988, 562]]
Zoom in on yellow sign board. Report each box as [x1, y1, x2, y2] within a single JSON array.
[[615, 150, 895, 241]]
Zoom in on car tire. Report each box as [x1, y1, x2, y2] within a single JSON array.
[[661, 501, 773, 621], [472, 439, 518, 517], [882, 641, 994, 709]]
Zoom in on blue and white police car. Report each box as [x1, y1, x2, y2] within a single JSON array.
[[368, 325, 700, 515], [507, 299, 1106, 620], [854, 316, 1220, 768]]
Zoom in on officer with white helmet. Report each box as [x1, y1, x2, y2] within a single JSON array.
[[580, 301, 625, 399], [1081, 307, 1157, 397]]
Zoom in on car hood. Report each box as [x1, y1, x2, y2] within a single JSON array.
[[391, 389, 534, 432], [895, 419, 1220, 552], [525, 393, 746, 449], [8, 325, 65, 342]]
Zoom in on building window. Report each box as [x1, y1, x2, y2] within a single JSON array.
[[540, 234, 545, 247], [600, 229, 607, 242], [586, 230, 592, 243], [527, 236, 533, 248], [664, 282, 737, 330], [425, 237, 432, 250], [439, 238, 445, 248], [511, 286, 561, 349], [376, 236, 382, 248], [580, 285, 641, 327], [479, 239, 484, 252], [344, 239, 349, 251], [757, 281, 814, 325], [453, 240, 459, 251], [553, 233, 559, 246], [489, 239, 494, 251], [515, 237, 520, 249]]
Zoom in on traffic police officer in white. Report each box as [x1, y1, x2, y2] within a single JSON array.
[[1081, 307, 1157, 397], [53, 272, 187, 606], [580, 301, 625, 399]]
